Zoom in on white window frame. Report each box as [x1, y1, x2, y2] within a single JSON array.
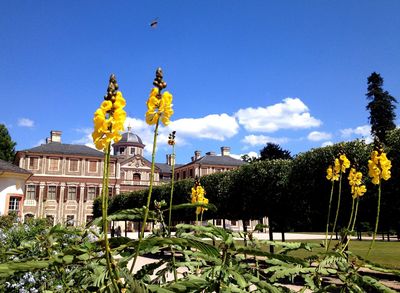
[[88, 161, 98, 173], [87, 187, 96, 200], [48, 157, 60, 171], [47, 186, 57, 200], [67, 186, 77, 200], [28, 157, 39, 170], [26, 185, 36, 200], [69, 159, 79, 172]]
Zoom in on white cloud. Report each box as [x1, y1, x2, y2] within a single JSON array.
[[340, 125, 370, 138], [18, 118, 34, 128], [169, 114, 239, 141], [241, 134, 289, 146], [230, 151, 259, 161], [321, 141, 333, 147], [307, 131, 332, 141], [34, 139, 46, 146], [235, 98, 321, 132]]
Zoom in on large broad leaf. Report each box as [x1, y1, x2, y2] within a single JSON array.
[[122, 237, 220, 259], [90, 208, 157, 226], [0, 260, 51, 277], [164, 202, 217, 212], [360, 275, 397, 293], [235, 246, 307, 266]]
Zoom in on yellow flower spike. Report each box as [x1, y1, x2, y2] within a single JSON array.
[[101, 100, 113, 112], [92, 77, 127, 150], [368, 149, 391, 185], [145, 88, 173, 126]]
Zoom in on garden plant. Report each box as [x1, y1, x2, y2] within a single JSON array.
[[0, 69, 399, 292]]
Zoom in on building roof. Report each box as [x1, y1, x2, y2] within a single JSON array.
[[0, 159, 32, 175], [176, 154, 245, 169], [113, 128, 145, 148], [155, 163, 184, 174], [19, 143, 105, 158]]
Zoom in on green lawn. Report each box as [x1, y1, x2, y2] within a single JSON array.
[[284, 239, 400, 269]]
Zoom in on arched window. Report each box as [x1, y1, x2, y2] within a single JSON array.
[[24, 213, 35, 222], [132, 173, 141, 181]]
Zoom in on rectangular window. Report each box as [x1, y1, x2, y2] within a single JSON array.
[[183, 171, 186, 179], [9, 197, 20, 211], [29, 157, 39, 170], [66, 215, 74, 226], [47, 186, 57, 200], [86, 215, 93, 223], [189, 169, 193, 178], [231, 220, 237, 226], [87, 187, 96, 200], [216, 219, 222, 226], [88, 161, 97, 173], [109, 163, 115, 176], [48, 158, 60, 171], [108, 187, 113, 197], [130, 148, 135, 155], [67, 186, 77, 200], [26, 185, 36, 200], [69, 159, 79, 172], [46, 215, 55, 225]]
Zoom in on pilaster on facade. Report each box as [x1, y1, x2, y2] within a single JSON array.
[[38, 183, 45, 217], [58, 183, 65, 223], [78, 184, 85, 225]]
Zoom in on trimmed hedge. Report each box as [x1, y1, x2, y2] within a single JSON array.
[[94, 130, 400, 233]]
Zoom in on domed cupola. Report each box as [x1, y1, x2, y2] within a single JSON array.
[[112, 126, 145, 157]]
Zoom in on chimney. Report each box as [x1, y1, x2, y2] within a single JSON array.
[[205, 151, 216, 156], [194, 150, 201, 160], [221, 146, 230, 156], [166, 154, 175, 166], [48, 130, 62, 143]]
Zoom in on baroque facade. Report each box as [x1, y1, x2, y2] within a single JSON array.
[[14, 130, 250, 230], [15, 130, 170, 225]]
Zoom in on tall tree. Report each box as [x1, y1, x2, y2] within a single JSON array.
[[0, 124, 16, 162], [366, 72, 397, 143], [259, 143, 292, 160]]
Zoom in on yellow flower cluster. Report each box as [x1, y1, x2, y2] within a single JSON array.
[[368, 149, 391, 185], [326, 154, 351, 181], [191, 183, 209, 215], [92, 91, 127, 150], [145, 88, 174, 126], [348, 167, 367, 198]]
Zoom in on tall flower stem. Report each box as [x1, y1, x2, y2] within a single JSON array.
[[168, 145, 176, 236], [325, 181, 335, 251], [346, 198, 356, 231], [367, 184, 381, 258], [328, 173, 343, 250], [341, 198, 359, 253], [102, 143, 120, 292], [167, 144, 178, 282], [130, 119, 160, 272]]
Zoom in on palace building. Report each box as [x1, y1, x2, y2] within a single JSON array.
[[13, 129, 245, 227], [14, 129, 173, 225]]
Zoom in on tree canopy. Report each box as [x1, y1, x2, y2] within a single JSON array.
[[259, 143, 292, 160], [366, 72, 397, 144], [0, 124, 16, 162]]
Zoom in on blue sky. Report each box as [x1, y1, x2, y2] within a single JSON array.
[[1, 1, 400, 164]]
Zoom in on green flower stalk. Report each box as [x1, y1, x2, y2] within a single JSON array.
[[167, 131, 176, 236], [366, 146, 391, 258], [130, 68, 174, 272], [92, 74, 126, 291], [326, 153, 350, 251]]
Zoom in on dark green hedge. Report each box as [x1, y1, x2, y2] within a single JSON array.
[[94, 130, 400, 233]]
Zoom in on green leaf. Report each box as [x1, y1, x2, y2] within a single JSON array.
[[360, 276, 397, 293]]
